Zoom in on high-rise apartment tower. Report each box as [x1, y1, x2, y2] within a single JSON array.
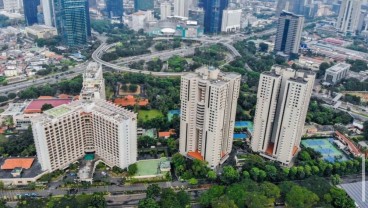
[[251, 65, 315, 165], [179, 67, 241, 168], [336, 0, 362, 34]]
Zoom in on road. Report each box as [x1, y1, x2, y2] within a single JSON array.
[[0, 62, 89, 96], [0, 28, 277, 95], [91, 29, 277, 77]]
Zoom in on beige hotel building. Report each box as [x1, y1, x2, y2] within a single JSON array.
[[179, 67, 241, 168], [251, 65, 315, 165], [31, 62, 137, 172]]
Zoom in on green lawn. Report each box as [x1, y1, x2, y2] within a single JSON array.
[[135, 159, 161, 176], [0, 134, 8, 143], [0, 109, 4, 113], [138, 110, 163, 122]]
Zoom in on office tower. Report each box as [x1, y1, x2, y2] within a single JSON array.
[[179, 67, 241, 168], [31, 62, 137, 171], [80, 62, 106, 100], [106, 0, 123, 20], [132, 10, 154, 31], [160, 2, 171, 20], [276, 0, 293, 16], [336, 0, 362, 34], [274, 11, 304, 55], [41, 0, 53, 26], [3, 0, 22, 12], [57, 0, 91, 46], [251, 65, 315, 165], [134, 0, 154, 12], [23, 0, 41, 25], [189, 8, 205, 26], [202, 0, 228, 34], [221, 9, 242, 32], [174, 0, 188, 17], [0, 0, 3, 9]]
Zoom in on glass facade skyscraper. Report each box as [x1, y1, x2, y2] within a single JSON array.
[[106, 0, 123, 19], [134, 0, 154, 12], [56, 0, 91, 46], [23, 0, 40, 26], [202, 0, 228, 34]]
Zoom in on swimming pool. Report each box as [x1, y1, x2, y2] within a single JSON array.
[[233, 133, 248, 140], [235, 121, 254, 133], [301, 138, 349, 162]]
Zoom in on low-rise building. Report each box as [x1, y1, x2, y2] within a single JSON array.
[[25, 25, 58, 39], [324, 62, 350, 84]]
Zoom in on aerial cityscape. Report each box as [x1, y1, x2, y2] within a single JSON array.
[[0, 0, 367, 207]]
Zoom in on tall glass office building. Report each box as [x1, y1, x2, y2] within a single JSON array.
[[23, 0, 40, 26], [201, 0, 228, 34], [134, 0, 154, 12], [56, 0, 91, 46], [106, 0, 123, 19]]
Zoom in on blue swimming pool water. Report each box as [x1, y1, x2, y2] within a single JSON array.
[[233, 133, 248, 139]]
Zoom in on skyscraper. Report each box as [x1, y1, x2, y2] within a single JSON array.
[[23, 0, 41, 26], [3, 0, 22, 13], [274, 11, 304, 55], [41, 0, 53, 26], [174, 0, 188, 17], [106, 0, 123, 20], [202, 0, 228, 34], [179, 67, 241, 168], [275, 0, 293, 16], [134, 0, 154, 12], [336, 0, 362, 34], [57, 0, 91, 46], [251, 65, 315, 165], [160, 2, 171, 20]]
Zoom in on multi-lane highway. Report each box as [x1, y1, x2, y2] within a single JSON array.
[[0, 28, 277, 96], [0, 62, 89, 96]]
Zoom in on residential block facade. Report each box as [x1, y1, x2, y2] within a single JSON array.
[[179, 67, 241, 168], [251, 65, 315, 165]]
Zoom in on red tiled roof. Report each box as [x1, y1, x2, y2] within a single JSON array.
[[159, 132, 171, 138], [335, 131, 362, 157], [187, 151, 204, 161], [24, 99, 72, 114], [114, 95, 149, 107], [38, 96, 54, 99], [1, 158, 34, 170], [58, 94, 70, 99]]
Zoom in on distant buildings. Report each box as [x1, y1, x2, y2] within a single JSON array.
[[25, 25, 58, 39], [23, 0, 40, 26], [41, 0, 53, 26], [132, 10, 154, 31], [3, 0, 22, 13], [336, 0, 362, 35], [274, 11, 304, 56], [202, 0, 228, 34], [57, 0, 91, 46], [160, 2, 171, 20], [188, 8, 205, 26], [179, 67, 241, 168], [174, 0, 188, 17], [134, 0, 154, 12], [251, 65, 315, 165], [221, 9, 241, 32], [80, 62, 106, 100], [324, 62, 350, 84], [106, 0, 123, 20]]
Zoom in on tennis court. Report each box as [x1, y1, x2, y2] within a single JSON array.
[[301, 138, 349, 162]]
